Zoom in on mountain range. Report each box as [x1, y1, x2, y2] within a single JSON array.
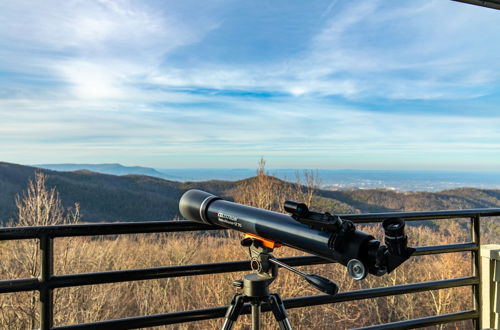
[[37, 163, 500, 192], [2, 161, 500, 224], [36, 163, 166, 178]]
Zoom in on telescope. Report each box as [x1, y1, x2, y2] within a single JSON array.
[[179, 189, 415, 329], [180, 189, 414, 279]]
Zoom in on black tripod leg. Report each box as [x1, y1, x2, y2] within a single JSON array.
[[268, 294, 292, 330], [222, 294, 246, 330]]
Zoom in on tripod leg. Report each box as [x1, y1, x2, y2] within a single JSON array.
[[222, 294, 245, 330], [251, 300, 261, 330], [268, 294, 293, 330]]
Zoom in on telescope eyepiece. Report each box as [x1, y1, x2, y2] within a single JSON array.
[[383, 218, 405, 237], [382, 218, 408, 256], [284, 200, 309, 218]]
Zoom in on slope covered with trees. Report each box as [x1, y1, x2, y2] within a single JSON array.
[[1, 161, 500, 224]]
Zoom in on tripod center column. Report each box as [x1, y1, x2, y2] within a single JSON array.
[[251, 300, 261, 330]]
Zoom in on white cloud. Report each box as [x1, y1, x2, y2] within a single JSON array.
[[57, 61, 124, 99], [2, 0, 499, 101], [143, 1, 500, 100], [297, 0, 500, 99], [1, 1, 500, 169], [2, 94, 500, 166], [0, 0, 195, 51], [0, 0, 219, 100]]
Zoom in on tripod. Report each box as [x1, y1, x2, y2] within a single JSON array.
[[221, 235, 338, 330], [222, 273, 291, 330]]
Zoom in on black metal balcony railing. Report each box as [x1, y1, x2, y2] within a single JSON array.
[[1, 208, 499, 330], [452, 0, 500, 10]]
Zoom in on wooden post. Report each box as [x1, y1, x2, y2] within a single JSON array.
[[481, 244, 500, 329]]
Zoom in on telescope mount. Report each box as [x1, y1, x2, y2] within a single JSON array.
[[221, 235, 338, 330]]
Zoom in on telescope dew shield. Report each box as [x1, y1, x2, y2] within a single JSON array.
[[179, 189, 221, 224], [180, 190, 333, 255]]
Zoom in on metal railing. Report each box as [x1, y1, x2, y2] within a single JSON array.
[[452, 0, 500, 10], [1, 208, 499, 329]]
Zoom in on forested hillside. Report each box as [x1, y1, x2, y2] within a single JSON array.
[[1, 161, 500, 223], [0, 162, 236, 222], [317, 188, 500, 213]]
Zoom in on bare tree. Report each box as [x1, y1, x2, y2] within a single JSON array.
[[235, 158, 275, 210], [15, 171, 80, 227], [234, 158, 320, 213], [1, 171, 80, 328]]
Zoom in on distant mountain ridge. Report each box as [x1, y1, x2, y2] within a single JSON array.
[[36, 163, 500, 191], [1, 161, 500, 224], [37, 163, 166, 178]]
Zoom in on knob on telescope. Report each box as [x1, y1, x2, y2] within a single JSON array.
[[347, 259, 367, 280], [284, 200, 309, 218]]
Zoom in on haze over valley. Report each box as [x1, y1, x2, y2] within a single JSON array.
[[38, 163, 500, 192], [2, 161, 500, 224]]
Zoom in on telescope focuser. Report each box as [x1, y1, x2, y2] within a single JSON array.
[[285, 200, 415, 279]]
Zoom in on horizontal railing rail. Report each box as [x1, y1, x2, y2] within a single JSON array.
[[1, 208, 499, 329], [0, 244, 478, 295]]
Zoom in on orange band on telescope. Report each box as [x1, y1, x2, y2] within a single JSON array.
[[244, 233, 282, 249]]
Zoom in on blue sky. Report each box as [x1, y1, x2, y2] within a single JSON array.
[[1, 0, 500, 170]]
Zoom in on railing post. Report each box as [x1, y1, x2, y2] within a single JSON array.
[[471, 216, 481, 329], [39, 234, 54, 330], [481, 244, 500, 330]]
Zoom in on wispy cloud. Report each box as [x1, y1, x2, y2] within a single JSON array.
[[2, 0, 499, 101], [1, 0, 500, 169], [0, 0, 218, 100], [2, 94, 500, 169], [146, 1, 500, 101]]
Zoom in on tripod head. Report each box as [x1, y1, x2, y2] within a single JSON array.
[[240, 234, 338, 296]]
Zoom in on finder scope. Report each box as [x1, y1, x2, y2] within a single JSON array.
[[179, 189, 415, 279]]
